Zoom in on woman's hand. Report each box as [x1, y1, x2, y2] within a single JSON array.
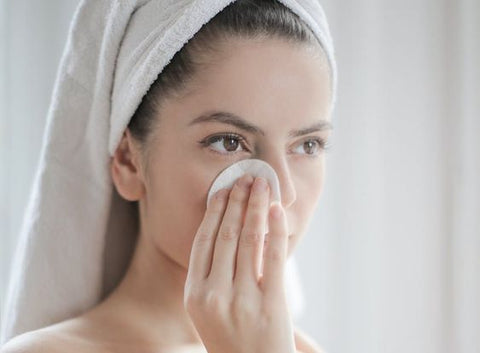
[[184, 174, 295, 353], [294, 326, 327, 353]]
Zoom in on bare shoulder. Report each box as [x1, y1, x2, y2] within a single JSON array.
[[1, 329, 64, 353], [1, 318, 103, 353], [294, 325, 328, 353]]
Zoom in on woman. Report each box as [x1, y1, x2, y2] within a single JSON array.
[[1, 0, 337, 352]]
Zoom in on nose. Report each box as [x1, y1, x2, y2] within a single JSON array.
[[256, 153, 296, 209]]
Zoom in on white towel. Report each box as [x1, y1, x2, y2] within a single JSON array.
[[1, 0, 337, 344]]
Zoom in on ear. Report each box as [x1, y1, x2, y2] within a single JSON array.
[[110, 128, 146, 201]]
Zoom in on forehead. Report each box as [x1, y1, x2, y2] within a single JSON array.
[[168, 37, 332, 129]]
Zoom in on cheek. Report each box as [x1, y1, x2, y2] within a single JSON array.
[[296, 164, 324, 212], [147, 162, 224, 268], [287, 167, 325, 255]]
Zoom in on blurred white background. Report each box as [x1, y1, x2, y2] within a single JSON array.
[[1, 0, 479, 352]]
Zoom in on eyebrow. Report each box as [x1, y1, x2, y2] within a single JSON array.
[[188, 111, 333, 137]]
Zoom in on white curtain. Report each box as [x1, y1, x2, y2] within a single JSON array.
[[1, 1, 479, 352]]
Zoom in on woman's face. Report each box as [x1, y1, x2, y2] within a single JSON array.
[[138, 37, 332, 270]]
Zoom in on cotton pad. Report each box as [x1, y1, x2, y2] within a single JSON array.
[[207, 159, 282, 234], [207, 159, 281, 205]]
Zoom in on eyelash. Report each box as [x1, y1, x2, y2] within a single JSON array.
[[198, 132, 331, 157]]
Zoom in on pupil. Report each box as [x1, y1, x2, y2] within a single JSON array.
[[305, 141, 316, 154], [224, 138, 238, 152]]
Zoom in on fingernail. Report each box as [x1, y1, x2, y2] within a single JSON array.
[[253, 177, 268, 192], [237, 174, 254, 189], [270, 202, 283, 219], [215, 188, 229, 200]]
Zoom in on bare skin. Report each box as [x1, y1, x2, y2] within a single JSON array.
[[1, 37, 331, 353]]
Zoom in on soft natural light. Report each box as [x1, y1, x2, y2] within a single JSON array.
[[1, 1, 479, 352]]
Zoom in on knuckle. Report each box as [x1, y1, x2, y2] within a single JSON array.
[[265, 247, 283, 263], [208, 193, 229, 213], [204, 289, 228, 315], [219, 225, 238, 241], [230, 185, 248, 202], [184, 283, 205, 312], [185, 285, 227, 317], [194, 231, 214, 244], [210, 198, 226, 212], [240, 228, 263, 246], [231, 293, 256, 321], [259, 306, 276, 326]]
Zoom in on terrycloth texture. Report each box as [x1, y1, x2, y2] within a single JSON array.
[[1, 0, 337, 344]]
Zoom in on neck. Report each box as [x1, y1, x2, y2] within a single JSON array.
[[94, 229, 203, 347]]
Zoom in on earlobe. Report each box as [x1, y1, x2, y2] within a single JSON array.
[[110, 130, 146, 201]]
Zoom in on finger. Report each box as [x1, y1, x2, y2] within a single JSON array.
[[261, 201, 288, 297], [208, 173, 254, 283], [235, 177, 270, 287], [294, 326, 326, 353], [186, 187, 230, 284]]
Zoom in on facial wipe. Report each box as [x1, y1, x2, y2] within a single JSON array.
[[206, 159, 282, 234]]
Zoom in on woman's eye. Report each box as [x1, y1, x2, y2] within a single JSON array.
[[199, 133, 249, 155], [292, 138, 329, 156], [199, 134, 330, 157]]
